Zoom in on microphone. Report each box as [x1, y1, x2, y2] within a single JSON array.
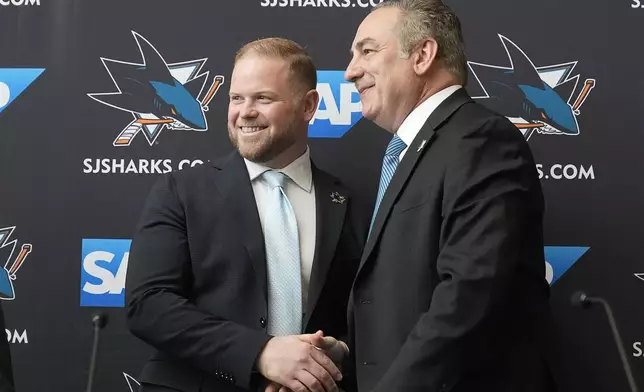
[[86, 312, 108, 392], [571, 291, 638, 392]]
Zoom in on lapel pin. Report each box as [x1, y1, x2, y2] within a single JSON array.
[[417, 139, 427, 153], [330, 192, 346, 204]]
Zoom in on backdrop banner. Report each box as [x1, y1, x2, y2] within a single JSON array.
[[1, 1, 642, 391]]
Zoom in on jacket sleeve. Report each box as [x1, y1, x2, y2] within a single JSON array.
[[125, 173, 271, 390], [373, 118, 545, 391]]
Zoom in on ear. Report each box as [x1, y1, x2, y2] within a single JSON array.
[[413, 38, 439, 76], [301, 89, 320, 122]]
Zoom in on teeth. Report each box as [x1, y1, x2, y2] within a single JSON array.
[[240, 126, 266, 133]]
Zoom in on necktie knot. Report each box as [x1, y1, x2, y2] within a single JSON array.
[[263, 170, 288, 189], [385, 134, 407, 158]]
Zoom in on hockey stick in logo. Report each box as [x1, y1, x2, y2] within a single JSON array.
[[111, 75, 225, 147], [201, 75, 225, 111], [572, 79, 595, 115], [113, 118, 174, 146], [0, 242, 32, 300], [8, 243, 32, 278]]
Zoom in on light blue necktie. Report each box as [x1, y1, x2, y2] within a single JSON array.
[[262, 170, 303, 336], [369, 134, 407, 236]]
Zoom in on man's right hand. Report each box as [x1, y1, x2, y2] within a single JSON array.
[[256, 335, 342, 392]]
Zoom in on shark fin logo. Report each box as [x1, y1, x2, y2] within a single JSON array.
[[0, 226, 32, 300], [0, 68, 45, 115], [88, 31, 224, 147], [468, 35, 595, 140], [123, 373, 140, 392], [545, 246, 589, 285]]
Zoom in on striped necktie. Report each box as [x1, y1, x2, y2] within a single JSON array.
[[369, 134, 407, 236]]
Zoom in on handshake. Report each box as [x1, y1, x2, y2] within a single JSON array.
[[256, 330, 349, 392]]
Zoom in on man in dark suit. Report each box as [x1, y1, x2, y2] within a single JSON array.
[[126, 37, 366, 392], [343, 1, 556, 391], [0, 303, 14, 392]]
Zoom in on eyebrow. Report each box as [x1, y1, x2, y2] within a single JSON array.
[[229, 90, 277, 96], [351, 37, 377, 54]]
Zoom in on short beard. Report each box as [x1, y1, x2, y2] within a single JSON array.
[[228, 123, 299, 165]]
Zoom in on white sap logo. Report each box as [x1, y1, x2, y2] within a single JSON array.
[[309, 71, 362, 138], [0, 82, 9, 109], [80, 238, 131, 307], [82, 250, 128, 295], [0, 0, 39, 5]]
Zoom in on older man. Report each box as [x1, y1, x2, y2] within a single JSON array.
[[344, 1, 556, 391]]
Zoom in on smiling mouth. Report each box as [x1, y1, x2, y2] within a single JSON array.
[[359, 86, 373, 95], [238, 126, 268, 134]]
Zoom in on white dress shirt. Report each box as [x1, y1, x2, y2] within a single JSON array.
[[244, 147, 316, 311], [396, 85, 462, 161]]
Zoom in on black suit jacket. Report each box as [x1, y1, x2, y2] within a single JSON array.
[[126, 151, 366, 392], [348, 88, 556, 392]]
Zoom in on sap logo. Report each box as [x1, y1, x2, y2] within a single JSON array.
[[544, 246, 589, 285], [0, 68, 45, 115], [80, 239, 131, 307], [0, 0, 39, 5], [634, 342, 643, 357], [309, 70, 362, 138]]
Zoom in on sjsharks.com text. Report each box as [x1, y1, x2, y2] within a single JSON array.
[[82, 158, 205, 175], [536, 164, 595, 180], [260, 0, 383, 7]]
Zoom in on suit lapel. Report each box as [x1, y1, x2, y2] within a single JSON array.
[[357, 88, 474, 274], [212, 152, 268, 302], [304, 164, 347, 327]]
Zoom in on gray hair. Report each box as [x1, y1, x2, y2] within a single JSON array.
[[373, 0, 468, 85]]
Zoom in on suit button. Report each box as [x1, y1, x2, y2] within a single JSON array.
[[260, 317, 266, 328]]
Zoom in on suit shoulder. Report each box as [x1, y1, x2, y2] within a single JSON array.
[[452, 101, 526, 142]]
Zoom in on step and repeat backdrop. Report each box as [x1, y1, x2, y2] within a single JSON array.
[[0, 0, 643, 391]]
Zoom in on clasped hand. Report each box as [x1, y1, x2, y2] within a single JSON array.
[[258, 330, 349, 392]]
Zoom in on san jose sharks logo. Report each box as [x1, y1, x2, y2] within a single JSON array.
[[0, 226, 32, 300], [88, 31, 225, 147], [468, 35, 595, 141]]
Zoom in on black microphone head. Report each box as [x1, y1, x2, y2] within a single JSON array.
[[92, 312, 108, 329], [571, 291, 590, 308]]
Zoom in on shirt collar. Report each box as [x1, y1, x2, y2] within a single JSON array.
[[244, 146, 313, 193], [396, 85, 462, 147]]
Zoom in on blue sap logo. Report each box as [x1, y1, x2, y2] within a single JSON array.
[[80, 239, 131, 307], [0, 68, 45, 115], [309, 70, 363, 138], [544, 246, 589, 285]]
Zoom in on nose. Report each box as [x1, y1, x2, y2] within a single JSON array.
[[345, 55, 364, 83], [240, 101, 258, 119]]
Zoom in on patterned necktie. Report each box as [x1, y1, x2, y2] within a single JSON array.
[[261, 170, 303, 336], [369, 134, 407, 236]]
